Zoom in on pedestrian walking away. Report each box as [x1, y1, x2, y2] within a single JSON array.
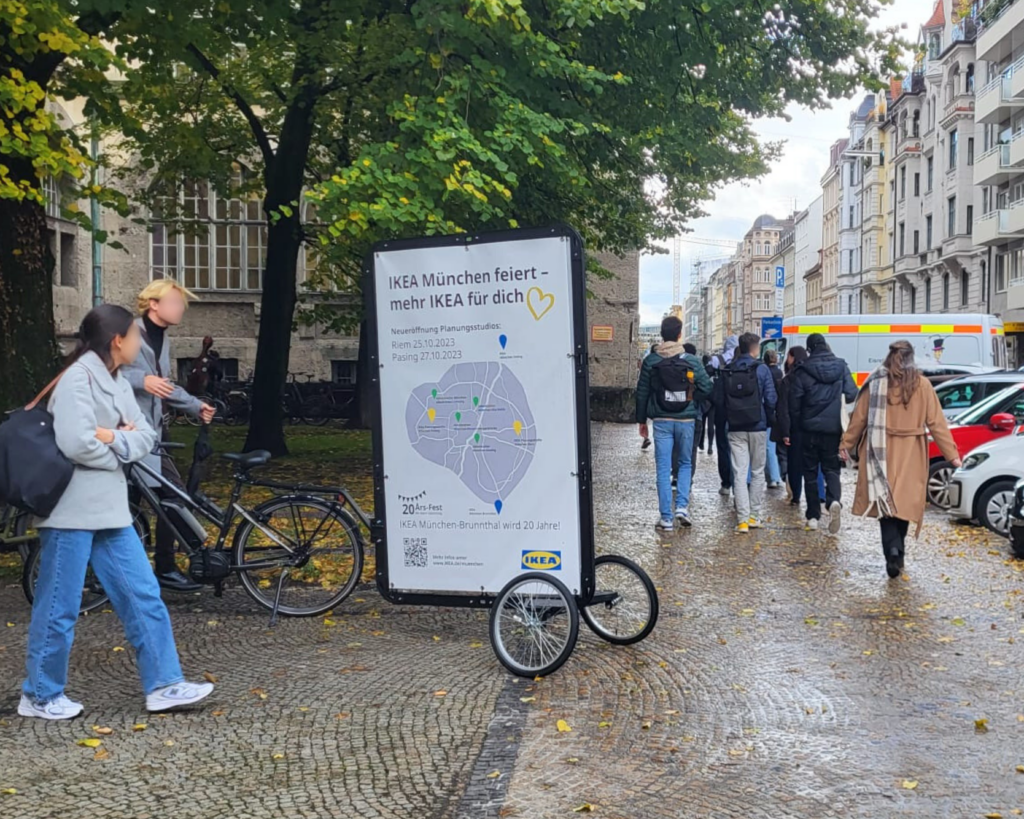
[[763, 349, 784, 489], [636, 317, 713, 531], [123, 279, 215, 593], [700, 354, 715, 457], [841, 340, 961, 578], [712, 333, 777, 533], [788, 333, 857, 534], [710, 335, 739, 494], [19, 304, 214, 721], [777, 346, 805, 504]]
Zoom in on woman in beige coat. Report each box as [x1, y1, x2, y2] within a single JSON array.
[[841, 341, 960, 578]]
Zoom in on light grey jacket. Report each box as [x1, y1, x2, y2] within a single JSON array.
[[121, 316, 203, 480], [36, 351, 157, 530]]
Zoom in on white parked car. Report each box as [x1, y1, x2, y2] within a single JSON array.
[[947, 432, 1024, 536]]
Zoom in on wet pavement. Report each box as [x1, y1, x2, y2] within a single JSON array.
[[2, 422, 1024, 818]]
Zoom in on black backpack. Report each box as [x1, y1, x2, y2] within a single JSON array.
[[651, 354, 695, 413], [722, 362, 763, 431]]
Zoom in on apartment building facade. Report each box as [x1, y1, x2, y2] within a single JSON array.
[[770, 222, 797, 330], [838, 97, 873, 313], [739, 214, 787, 335], [793, 196, 824, 317], [820, 139, 846, 314]]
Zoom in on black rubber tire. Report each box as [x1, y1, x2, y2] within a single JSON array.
[[234, 496, 364, 617], [581, 555, 659, 645], [489, 572, 579, 678], [977, 479, 1017, 537], [927, 460, 954, 509]]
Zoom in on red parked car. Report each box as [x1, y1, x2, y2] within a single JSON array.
[[928, 383, 1024, 508]]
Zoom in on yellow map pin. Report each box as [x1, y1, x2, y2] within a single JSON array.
[[427, 408, 436, 422], [513, 420, 522, 435]]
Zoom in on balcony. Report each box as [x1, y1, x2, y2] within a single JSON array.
[[974, 204, 1024, 245], [952, 16, 978, 46], [900, 71, 926, 96], [1011, 129, 1024, 166], [978, 0, 1024, 63], [977, 72, 1024, 124], [941, 93, 976, 129], [975, 143, 1016, 185], [1010, 55, 1024, 98]]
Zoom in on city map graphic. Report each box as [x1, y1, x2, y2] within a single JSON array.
[[406, 363, 536, 511]]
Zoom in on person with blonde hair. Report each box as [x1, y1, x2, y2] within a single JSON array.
[[842, 340, 961, 578], [123, 279, 215, 592]]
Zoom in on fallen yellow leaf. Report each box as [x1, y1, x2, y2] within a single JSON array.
[[975, 718, 990, 733], [469, 641, 483, 649], [76, 738, 102, 748], [984, 813, 1003, 819], [132, 724, 147, 732], [566, 758, 580, 764], [1016, 765, 1024, 774], [111, 646, 124, 652], [520, 697, 536, 703], [486, 771, 501, 779], [434, 690, 447, 697], [556, 719, 571, 733], [91, 726, 113, 736], [164, 740, 174, 747], [1, 788, 17, 795], [901, 780, 918, 790], [272, 753, 284, 760], [573, 804, 596, 813], [93, 748, 110, 761], [203, 672, 217, 683]]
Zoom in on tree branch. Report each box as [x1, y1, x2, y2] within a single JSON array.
[[185, 43, 276, 170]]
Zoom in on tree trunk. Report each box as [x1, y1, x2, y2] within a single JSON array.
[[0, 196, 60, 411], [244, 215, 300, 455]]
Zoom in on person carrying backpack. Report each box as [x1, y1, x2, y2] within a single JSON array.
[[709, 335, 739, 495], [636, 316, 713, 531], [712, 333, 777, 533], [788, 333, 858, 534]]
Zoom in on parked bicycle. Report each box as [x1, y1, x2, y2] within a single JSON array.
[[23, 434, 368, 622], [0, 502, 36, 563]]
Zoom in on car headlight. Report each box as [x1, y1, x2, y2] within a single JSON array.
[[960, 452, 990, 471]]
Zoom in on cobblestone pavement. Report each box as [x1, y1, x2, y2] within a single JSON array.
[[2, 423, 1024, 818]]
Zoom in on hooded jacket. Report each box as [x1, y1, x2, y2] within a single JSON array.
[[709, 335, 739, 375], [788, 349, 858, 435], [636, 341, 713, 423], [711, 352, 778, 432]]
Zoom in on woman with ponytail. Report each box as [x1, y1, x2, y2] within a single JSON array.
[[19, 304, 214, 720], [841, 340, 960, 578]]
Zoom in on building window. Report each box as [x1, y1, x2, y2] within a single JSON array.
[[996, 253, 1008, 293], [948, 196, 957, 236], [909, 284, 916, 313], [967, 205, 973, 235], [899, 222, 906, 256], [331, 360, 358, 385], [949, 128, 958, 170], [942, 272, 950, 310], [926, 215, 933, 249], [983, 187, 990, 215], [900, 166, 906, 200], [913, 230, 920, 254], [967, 137, 974, 166], [967, 63, 975, 94], [59, 232, 76, 287], [914, 172, 920, 197], [849, 205, 854, 229], [925, 277, 932, 310], [927, 157, 934, 191], [961, 271, 969, 306]]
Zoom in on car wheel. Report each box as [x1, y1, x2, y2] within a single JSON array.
[[977, 480, 1017, 537], [928, 460, 954, 509]]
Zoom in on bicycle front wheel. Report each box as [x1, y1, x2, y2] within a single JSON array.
[[234, 496, 364, 617], [581, 555, 659, 645], [489, 573, 579, 678]]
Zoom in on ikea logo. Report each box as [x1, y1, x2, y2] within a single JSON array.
[[522, 550, 561, 570]]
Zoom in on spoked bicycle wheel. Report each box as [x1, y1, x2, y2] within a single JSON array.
[[581, 555, 659, 645], [22, 543, 110, 615], [489, 572, 579, 678], [234, 496, 364, 616]]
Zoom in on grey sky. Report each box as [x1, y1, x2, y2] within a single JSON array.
[[639, 0, 926, 325]]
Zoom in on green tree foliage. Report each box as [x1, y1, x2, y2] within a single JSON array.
[[87, 0, 900, 452]]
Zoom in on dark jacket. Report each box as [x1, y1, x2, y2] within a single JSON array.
[[788, 349, 858, 435], [767, 365, 785, 441], [711, 353, 778, 432], [774, 372, 795, 442], [636, 342, 713, 423]]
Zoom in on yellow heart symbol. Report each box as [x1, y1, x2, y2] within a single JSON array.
[[526, 287, 555, 321]]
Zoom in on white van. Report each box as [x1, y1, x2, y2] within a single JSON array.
[[773, 314, 1008, 386]]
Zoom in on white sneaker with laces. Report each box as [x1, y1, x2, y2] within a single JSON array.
[[675, 508, 692, 527], [828, 501, 843, 535], [656, 517, 674, 532], [805, 518, 819, 532], [18, 693, 83, 720], [146, 681, 214, 713]]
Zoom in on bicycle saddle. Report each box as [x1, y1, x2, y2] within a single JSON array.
[[223, 450, 272, 468]]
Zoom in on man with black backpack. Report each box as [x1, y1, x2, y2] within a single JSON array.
[[712, 333, 777, 534], [636, 316, 713, 531]]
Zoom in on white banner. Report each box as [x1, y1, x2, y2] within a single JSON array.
[[373, 235, 582, 594]]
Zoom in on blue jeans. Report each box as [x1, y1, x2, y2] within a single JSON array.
[[653, 419, 695, 519], [766, 431, 781, 484], [24, 527, 184, 704]]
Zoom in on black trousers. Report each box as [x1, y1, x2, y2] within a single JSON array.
[[704, 405, 715, 454], [879, 517, 910, 557], [714, 413, 732, 488], [153, 453, 186, 574], [802, 432, 842, 520]]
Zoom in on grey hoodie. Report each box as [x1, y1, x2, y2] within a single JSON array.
[[712, 335, 739, 371]]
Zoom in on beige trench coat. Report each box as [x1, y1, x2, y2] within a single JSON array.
[[841, 377, 959, 535]]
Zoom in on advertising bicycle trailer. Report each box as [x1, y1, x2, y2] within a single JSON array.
[[365, 224, 658, 677]]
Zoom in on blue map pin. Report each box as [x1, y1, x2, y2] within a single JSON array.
[[499, 334, 507, 350], [494, 500, 503, 514]]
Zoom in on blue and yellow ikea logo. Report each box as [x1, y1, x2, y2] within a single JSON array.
[[521, 550, 561, 570]]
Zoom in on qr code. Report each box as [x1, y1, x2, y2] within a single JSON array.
[[403, 537, 428, 568]]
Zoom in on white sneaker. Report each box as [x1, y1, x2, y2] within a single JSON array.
[[146, 681, 214, 712], [828, 501, 842, 535], [784, 483, 793, 502], [18, 693, 83, 720], [656, 517, 674, 532], [805, 518, 819, 532], [675, 508, 692, 527]]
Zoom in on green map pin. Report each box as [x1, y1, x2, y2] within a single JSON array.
[[474, 433, 480, 443], [455, 412, 462, 422], [473, 396, 479, 407], [431, 389, 437, 398]]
